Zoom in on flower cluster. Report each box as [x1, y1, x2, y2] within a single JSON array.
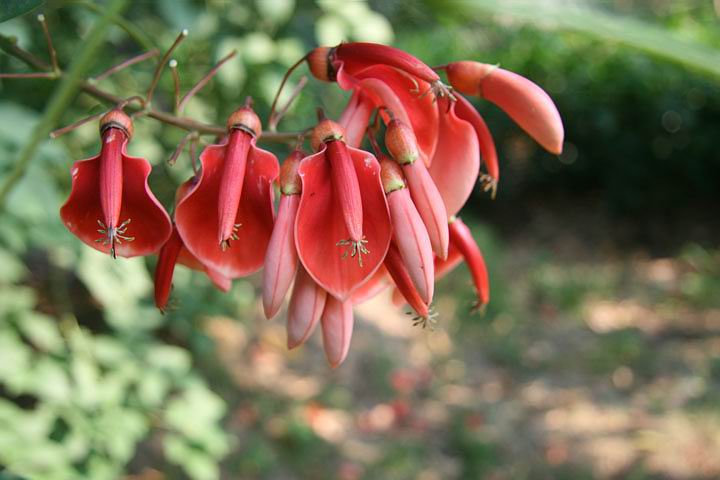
[[60, 42, 563, 367]]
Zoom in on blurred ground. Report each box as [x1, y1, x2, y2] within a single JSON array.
[[124, 202, 720, 480]]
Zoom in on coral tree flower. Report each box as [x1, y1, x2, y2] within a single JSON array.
[[154, 177, 231, 312], [175, 105, 279, 278], [295, 117, 391, 301], [60, 109, 172, 258]]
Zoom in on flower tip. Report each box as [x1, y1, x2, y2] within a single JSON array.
[[307, 46, 333, 82], [227, 106, 261, 137], [100, 109, 133, 138]]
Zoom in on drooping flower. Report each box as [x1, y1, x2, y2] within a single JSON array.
[[445, 61, 564, 155], [262, 150, 303, 319], [60, 109, 172, 258], [154, 178, 231, 312], [175, 104, 279, 278], [447, 217, 490, 309], [295, 117, 392, 301]]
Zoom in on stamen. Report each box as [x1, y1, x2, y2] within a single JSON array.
[[408, 307, 439, 330], [220, 223, 242, 251], [419, 80, 457, 104], [336, 237, 369, 267], [470, 300, 487, 316], [95, 218, 135, 259], [479, 173, 498, 200]]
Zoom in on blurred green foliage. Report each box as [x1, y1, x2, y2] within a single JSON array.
[[1, 0, 719, 478]]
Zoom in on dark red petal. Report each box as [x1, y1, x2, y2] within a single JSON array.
[[428, 98, 480, 218], [296, 147, 391, 300], [60, 149, 172, 258], [320, 295, 354, 368], [384, 241, 429, 318], [287, 265, 327, 349], [176, 247, 232, 292], [176, 142, 279, 278], [154, 226, 184, 311], [262, 194, 300, 319]]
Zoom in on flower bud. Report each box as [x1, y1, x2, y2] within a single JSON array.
[[227, 106, 262, 138], [311, 119, 345, 152], [385, 119, 420, 165], [100, 109, 133, 138]]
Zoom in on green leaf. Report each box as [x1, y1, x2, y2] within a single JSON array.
[[463, 0, 720, 81], [0, 0, 44, 23]]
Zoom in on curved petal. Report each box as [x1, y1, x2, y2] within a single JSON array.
[[176, 247, 232, 292], [428, 98, 480, 217], [296, 147, 391, 300], [351, 266, 389, 305], [176, 142, 279, 278], [60, 151, 173, 258], [154, 226, 184, 311], [320, 296, 354, 368], [262, 194, 300, 319], [287, 265, 327, 349]]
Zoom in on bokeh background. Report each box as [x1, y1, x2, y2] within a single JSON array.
[[1, 1, 720, 479]]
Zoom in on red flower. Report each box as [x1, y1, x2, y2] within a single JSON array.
[[295, 118, 392, 301], [60, 109, 172, 258], [175, 105, 279, 278]]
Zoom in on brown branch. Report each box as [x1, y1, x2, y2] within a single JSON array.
[[146, 29, 187, 104], [0, 72, 56, 79], [37, 14, 60, 73]]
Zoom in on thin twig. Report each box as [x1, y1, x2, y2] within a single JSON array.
[[268, 54, 308, 131], [93, 49, 159, 82], [0, 72, 56, 79], [0, 34, 50, 71], [269, 75, 308, 131], [168, 130, 198, 165], [50, 111, 106, 138], [189, 137, 198, 174], [169, 59, 180, 112], [146, 29, 188, 104], [37, 14, 60, 73], [177, 50, 236, 114]]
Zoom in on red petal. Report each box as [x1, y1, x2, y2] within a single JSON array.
[[287, 265, 327, 349], [295, 147, 391, 300], [154, 226, 184, 311], [320, 296, 354, 368], [339, 90, 374, 148], [384, 241, 429, 319], [337, 64, 438, 164], [455, 94, 499, 183], [351, 266, 389, 304], [262, 194, 300, 319], [177, 247, 232, 292], [435, 244, 463, 280], [176, 142, 279, 278], [60, 150, 172, 258], [428, 98, 480, 218], [449, 219, 490, 306]]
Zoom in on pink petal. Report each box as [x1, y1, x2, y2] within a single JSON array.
[[262, 194, 300, 319], [287, 265, 327, 349], [455, 94, 499, 183], [320, 295, 354, 368], [339, 90, 374, 148], [402, 159, 449, 259]]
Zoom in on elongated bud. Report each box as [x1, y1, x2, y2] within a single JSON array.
[[385, 119, 420, 165], [320, 295, 354, 368], [454, 95, 499, 185], [287, 265, 327, 349], [154, 226, 184, 312], [312, 119, 364, 243], [446, 61, 564, 155], [98, 111, 132, 250], [381, 158, 434, 304], [100, 109, 133, 138], [384, 242, 429, 319], [217, 106, 260, 247], [449, 218, 490, 307], [307, 46, 334, 82]]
